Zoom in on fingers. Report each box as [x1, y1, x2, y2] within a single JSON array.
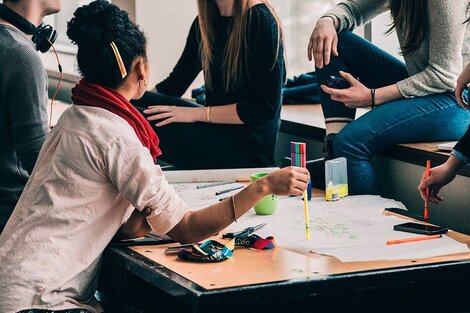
[[271, 167, 309, 195], [291, 181, 309, 196], [418, 172, 432, 201], [320, 85, 347, 102], [147, 112, 173, 121], [455, 86, 466, 108], [417, 172, 428, 191], [291, 167, 310, 195], [295, 171, 310, 185], [143, 105, 172, 115], [308, 36, 314, 61], [428, 188, 443, 204], [314, 38, 324, 68], [292, 166, 310, 178], [339, 71, 357, 85], [417, 172, 444, 204], [332, 35, 339, 56], [324, 38, 332, 66], [155, 117, 175, 127]]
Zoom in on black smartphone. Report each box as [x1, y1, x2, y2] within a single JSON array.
[[325, 75, 350, 89], [393, 222, 448, 235]]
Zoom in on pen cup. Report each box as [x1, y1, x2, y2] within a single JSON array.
[[250, 172, 278, 215], [325, 157, 348, 201]]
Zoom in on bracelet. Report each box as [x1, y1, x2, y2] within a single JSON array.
[[370, 88, 376, 109], [206, 106, 212, 123], [231, 195, 238, 223]]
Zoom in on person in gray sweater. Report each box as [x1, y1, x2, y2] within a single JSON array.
[[308, 0, 470, 195], [0, 0, 61, 233]]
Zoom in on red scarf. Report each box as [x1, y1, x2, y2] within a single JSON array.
[[71, 79, 162, 162]]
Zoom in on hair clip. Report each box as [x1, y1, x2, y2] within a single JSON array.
[[110, 41, 127, 79]]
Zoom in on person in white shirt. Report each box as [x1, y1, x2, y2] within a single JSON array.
[[0, 1, 310, 312]]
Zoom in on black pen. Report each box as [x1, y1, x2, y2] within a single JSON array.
[[215, 185, 243, 196], [197, 181, 236, 189]]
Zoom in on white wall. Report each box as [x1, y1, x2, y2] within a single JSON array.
[[135, 0, 203, 92]]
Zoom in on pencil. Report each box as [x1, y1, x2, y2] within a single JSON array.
[[215, 185, 243, 196], [303, 190, 310, 240], [196, 181, 236, 189], [424, 160, 431, 220], [387, 234, 442, 245]]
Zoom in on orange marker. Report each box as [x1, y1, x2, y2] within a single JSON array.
[[424, 160, 431, 220], [387, 234, 442, 245]]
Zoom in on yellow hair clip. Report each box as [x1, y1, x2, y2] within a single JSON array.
[[110, 41, 127, 79]]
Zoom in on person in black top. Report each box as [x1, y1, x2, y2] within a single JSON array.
[[418, 62, 470, 202], [132, 0, 285, 169]]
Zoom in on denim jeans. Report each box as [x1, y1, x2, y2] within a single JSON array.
[[316, 32, 470, 195]]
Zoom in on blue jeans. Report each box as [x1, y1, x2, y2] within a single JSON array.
[[316, 32, 470, 195]]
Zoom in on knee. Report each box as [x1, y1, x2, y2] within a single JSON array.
[[316, 31, 360, 75], [332, 129, 369, 159], [337, 31, 361, 51]]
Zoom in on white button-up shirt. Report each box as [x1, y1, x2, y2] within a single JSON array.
[[0, 105, 188, 313]]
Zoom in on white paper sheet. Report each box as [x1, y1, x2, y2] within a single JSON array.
[[216, 194, 469, 262]]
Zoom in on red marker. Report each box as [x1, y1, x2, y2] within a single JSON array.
[[387, 234, 441, 245]]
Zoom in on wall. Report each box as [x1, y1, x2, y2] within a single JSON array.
[[134, 0, 203, 94]]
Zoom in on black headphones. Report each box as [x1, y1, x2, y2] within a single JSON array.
[[0, 3, 57, 53]]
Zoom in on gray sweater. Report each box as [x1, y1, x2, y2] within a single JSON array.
[[326, 0, 470, 98], [0, 25, 48, 230]]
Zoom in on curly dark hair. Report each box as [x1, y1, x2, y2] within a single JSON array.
[[67, 0, 147, 88]]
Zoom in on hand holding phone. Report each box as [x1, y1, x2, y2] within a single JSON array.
[[393, 222, 448, 235], [325, 75, 350, 89]]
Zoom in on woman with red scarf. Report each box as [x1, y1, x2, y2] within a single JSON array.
[[0, 1, 308, 312]]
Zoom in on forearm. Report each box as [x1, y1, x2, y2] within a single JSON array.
[[374, 84, 403, 106], [115, 209, 152, 240], [193, 104, 244, 125], [445, 155, 466, 173], [167, 179, 269, 243], [325, 0, 388, 32]]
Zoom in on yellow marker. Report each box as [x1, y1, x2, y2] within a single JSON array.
[[303, 190, 310, 240]]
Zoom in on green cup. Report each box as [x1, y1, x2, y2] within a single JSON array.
[[250, 172, 279, 215]]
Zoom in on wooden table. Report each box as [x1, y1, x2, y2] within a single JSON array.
[[98, 199, 470, 313]]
